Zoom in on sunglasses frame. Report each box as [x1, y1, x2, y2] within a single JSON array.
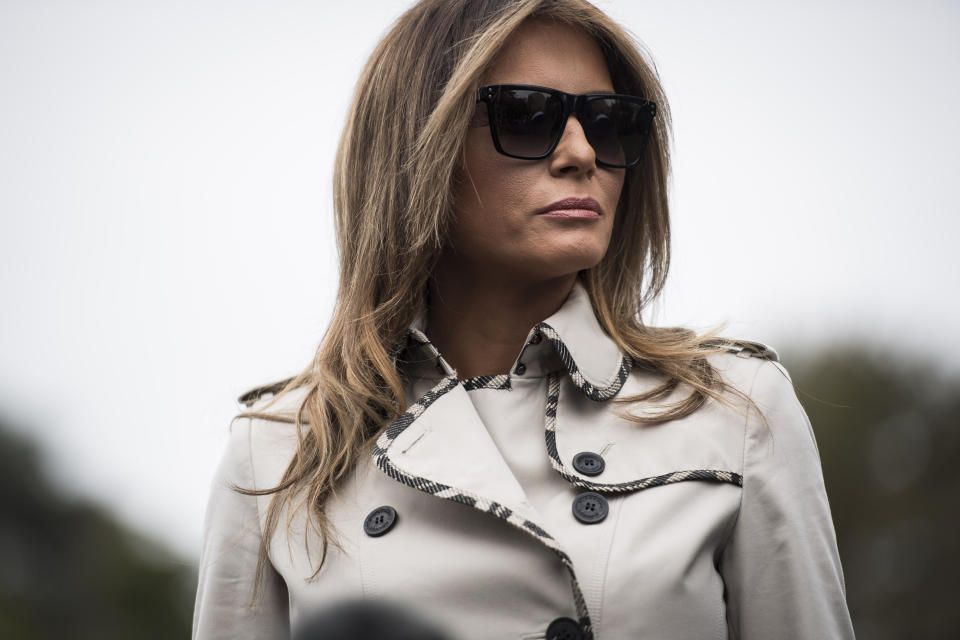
[[476, 83, 657, 169]]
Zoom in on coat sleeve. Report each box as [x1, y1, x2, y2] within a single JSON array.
[[193, 417, 290, 640], [719, 360, 855, 639]]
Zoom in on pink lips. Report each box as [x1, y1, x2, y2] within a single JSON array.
[[536, 197, 603, 219]]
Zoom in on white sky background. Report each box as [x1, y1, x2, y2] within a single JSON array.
[[0, 0, 957, 559]]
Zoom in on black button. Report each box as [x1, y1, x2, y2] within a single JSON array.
[[546, 617, 582, 640], [514, 363, 526, 375], [529, 332, 543, 345], [572, 492, 608, 524], [363, 506, 398, 537], [572, 451, 605, 477]]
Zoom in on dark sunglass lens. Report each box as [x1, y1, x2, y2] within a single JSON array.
[[583, 97, 653, 167], [493, 89, 563, 158]]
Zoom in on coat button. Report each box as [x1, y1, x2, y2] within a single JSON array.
[[514, 363, 526, 375], [572, 491, 608, 524], [363, 506, 398, 537], [572, 451, 605, 476], [546, 616, 582, 640]]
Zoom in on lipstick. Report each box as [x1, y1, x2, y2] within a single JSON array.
[[536, 197, 603, 218]]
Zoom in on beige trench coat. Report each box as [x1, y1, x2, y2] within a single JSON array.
[[193, 281, 855, 640]]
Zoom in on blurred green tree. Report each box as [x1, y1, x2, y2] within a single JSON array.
[[787, 345, 960, 639], [0, 421, 195, 640]]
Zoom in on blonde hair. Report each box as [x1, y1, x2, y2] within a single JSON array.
[[237, 0, 757, 591]]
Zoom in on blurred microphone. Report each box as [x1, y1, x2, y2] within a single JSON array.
[[292, 598, 455, 640]]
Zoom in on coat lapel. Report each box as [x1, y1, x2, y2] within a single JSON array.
[[372, 375, 545, 531], [543, 371, 744, 490]]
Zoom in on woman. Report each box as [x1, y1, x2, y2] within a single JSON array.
[[193, 1, 855, 639]]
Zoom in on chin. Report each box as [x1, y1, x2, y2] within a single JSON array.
[[555, 237, 608, 268], [519, 247, 607, 281]]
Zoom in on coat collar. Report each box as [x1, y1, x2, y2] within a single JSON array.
[[396, 278, 631, 399]]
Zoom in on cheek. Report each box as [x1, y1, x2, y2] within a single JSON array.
[[595, 174, 625, 254], [463, 138, 529, 200], [454, 136, 535, 232], [604, 172, 627, 216]]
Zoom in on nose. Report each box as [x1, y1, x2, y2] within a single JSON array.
[[549, 114, 597, 173]]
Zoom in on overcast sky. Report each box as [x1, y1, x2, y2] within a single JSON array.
[[1, 0, 957, 559]]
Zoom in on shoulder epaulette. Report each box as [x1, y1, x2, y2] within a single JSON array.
[[704, 339, 780, 363], [237, 376, 297, 408]]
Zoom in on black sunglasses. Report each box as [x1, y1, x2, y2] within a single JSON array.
[[476, 83, 656, 168]]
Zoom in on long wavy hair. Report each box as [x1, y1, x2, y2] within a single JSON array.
[[237, 0, 757, 591]]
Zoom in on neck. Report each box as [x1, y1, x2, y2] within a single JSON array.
[[426, 265, 577, 379]]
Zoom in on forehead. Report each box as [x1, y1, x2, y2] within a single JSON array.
[[482, 19, 614, 95]]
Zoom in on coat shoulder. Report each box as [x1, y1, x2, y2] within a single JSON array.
[[703, 339, 807, 447], [235, 377, 316, 424], [702, 337, 780, 363], [237, 376, 299, 409], [233, 378, 311, 491], [702, 338, 792, 402]]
